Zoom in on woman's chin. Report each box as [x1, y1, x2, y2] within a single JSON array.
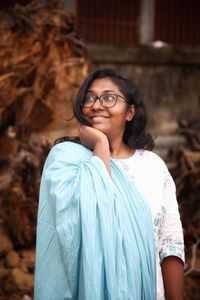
[[92, 123, 107, 132]]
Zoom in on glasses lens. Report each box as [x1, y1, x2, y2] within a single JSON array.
[[83, 94, 118, 107], [83, 95, 96, 107], [101, 94, 117, 107]]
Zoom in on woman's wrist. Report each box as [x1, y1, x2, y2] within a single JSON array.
[[93, 137, 111, 175]]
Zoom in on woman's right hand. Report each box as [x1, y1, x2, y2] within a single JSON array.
[[79, 125, 109, 150], [79, 125, 111, 174]]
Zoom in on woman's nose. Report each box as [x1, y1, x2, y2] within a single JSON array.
[[91, 98, 104, 110]]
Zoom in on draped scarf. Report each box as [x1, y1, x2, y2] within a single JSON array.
[[34, 142, 156, 300]]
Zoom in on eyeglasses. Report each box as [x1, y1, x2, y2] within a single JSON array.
[[82, 93, 128, 108]]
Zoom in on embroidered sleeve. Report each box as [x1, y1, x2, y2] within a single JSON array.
[[159, 166, 185, 263]]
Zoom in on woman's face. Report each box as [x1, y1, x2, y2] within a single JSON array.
[[82, 77, 134, 141]]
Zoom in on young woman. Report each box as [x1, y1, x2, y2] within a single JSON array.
[[34, 69, 184, 300]]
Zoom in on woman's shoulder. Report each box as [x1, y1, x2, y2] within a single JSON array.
[[50, 140, 82, 153], [136, 149, 166, 164], [134, 149, 168, 173], [115, 149, 166, 168], [46, 141, 92, 163], [52, 140, 83, 151]]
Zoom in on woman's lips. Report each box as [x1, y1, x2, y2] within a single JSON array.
[[91, 116, 109, 122]]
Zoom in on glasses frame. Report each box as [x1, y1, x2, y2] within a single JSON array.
[[81, 93, 129, 108]]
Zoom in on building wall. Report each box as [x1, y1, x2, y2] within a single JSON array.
[[74, 0, 200, 46], [88, 45, 200, 136]]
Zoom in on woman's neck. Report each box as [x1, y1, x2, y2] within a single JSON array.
[[109, 138, 134, 159]]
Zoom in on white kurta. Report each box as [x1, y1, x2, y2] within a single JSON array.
[[114, 149, 185, 300]]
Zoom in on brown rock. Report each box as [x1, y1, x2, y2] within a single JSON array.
[[22, 295, 33, 300], [6, 250, 20, 268], [0, 137, 20, 160], [0, 267, 10, 280], [20, 249, 35, 273], [4, 268, 34, 293], [0, 232, 13, 256], [0, 168, 14, 193]]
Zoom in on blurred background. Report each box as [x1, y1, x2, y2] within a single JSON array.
[[0, 0, 199, 299]]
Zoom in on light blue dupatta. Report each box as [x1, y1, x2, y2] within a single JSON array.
[[34, 142, 156, 300]]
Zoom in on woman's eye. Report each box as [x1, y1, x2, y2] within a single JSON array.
[[104, 95, 115, 101], [86, 95, 95, 101]]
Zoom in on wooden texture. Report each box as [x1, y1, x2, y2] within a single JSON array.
[[168, 120, 200, 299], [0, 1, 89, 298]]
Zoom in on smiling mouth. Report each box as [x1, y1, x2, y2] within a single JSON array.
[[91, 116, 109, 122]]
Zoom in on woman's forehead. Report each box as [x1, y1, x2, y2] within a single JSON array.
[[88, 77, 121, 93]]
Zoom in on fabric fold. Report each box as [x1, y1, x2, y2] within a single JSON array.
[[34, 142, 156, 300]]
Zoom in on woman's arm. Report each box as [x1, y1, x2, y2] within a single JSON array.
[[159, 164, 185, 300], [161, 256, 184, 300]]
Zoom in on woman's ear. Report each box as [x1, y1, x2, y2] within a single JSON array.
[[126, 105, 135, 121]]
